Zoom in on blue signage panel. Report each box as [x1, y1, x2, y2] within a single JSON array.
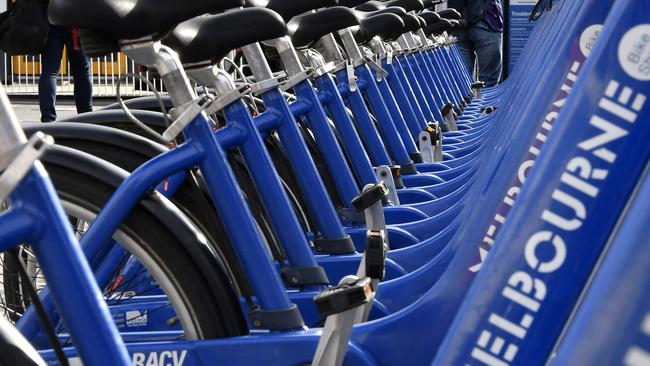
[[508, 0, 538, 71]]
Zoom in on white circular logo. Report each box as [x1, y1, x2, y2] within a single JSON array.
[[618, 24, 650, 81], [579, 24, 603, 57]]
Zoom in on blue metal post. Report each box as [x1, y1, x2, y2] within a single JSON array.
[[314, 73, 378, 186], [335, 69, 393, 166], [355, 65, 415, 171], [290, 81, 361, 206], [224, 99, 323, 270], [396, 56, 439, 123], [374, 74, 419, 153], [382, 61, 425, 141], [256, 87, 352, 239]]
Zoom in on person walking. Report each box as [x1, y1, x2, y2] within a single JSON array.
[[448, 0, 504, 87], [38, 24, 92, 122]]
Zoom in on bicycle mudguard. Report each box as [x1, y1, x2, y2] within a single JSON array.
[[18, 145, 246, 343], [22, 122, 168, 166], [57, 109, 167, 129], [102, 94, 175, 112]]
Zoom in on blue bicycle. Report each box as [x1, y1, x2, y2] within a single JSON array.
[[1, 0, 648, 365]]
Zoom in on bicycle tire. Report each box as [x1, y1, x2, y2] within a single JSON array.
[[43, 150, 247, 339]]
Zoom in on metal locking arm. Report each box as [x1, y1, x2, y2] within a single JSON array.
[[311, 183, 390, 366]]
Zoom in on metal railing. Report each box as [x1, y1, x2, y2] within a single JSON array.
[[0, 52, 163, 97]]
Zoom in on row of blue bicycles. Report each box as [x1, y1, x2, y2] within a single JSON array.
[[0, 0, 649, 364]]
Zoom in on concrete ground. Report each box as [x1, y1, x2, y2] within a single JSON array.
[[10, 96, 114, 123]]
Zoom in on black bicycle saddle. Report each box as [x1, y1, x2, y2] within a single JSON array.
[[48, 0, 244, 41], [353, 13, 405, 44], [163, 8, 287, 65], [419, 11, 441, 25], [288, 6, 360, 48], [449, 19, 463, 28], [387, 0, 425, 12], [423, 18, 452, 36], [368, 12, 417, 41], [357, 7, 408, 17], [421, 0, 435, 8], [338, 0, 370, 7], [356, 0, 424, 12], [354, 7, 409, 40], [437, 9, 462, 20], [401, 13, 423, 33], [245, 0, 338, 21], [415, 15, 427, 28]]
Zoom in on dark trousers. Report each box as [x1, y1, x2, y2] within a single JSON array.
[[454, 22, 503, 87], [38, 25, 92, 122]]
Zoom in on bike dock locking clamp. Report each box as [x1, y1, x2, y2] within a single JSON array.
[[312, 276, 373, 366], [351, 182, 389, 236], [418, 122, 444, 163], [441, 102, 458, 131], [352, 183, 389, 322], [471, 81, 485, 99], [374, 165, 401, 206], [312, 183, 389, 366]]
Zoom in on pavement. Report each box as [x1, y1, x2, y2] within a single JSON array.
[[10, 96, 114, 123]]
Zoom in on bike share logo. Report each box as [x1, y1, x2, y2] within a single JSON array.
[[469, 80, 647, 365], [623, 313, 650, 366], [619, 25, 650, 81], [580, 24, 603, 57], [126, 310, 148, 327]]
